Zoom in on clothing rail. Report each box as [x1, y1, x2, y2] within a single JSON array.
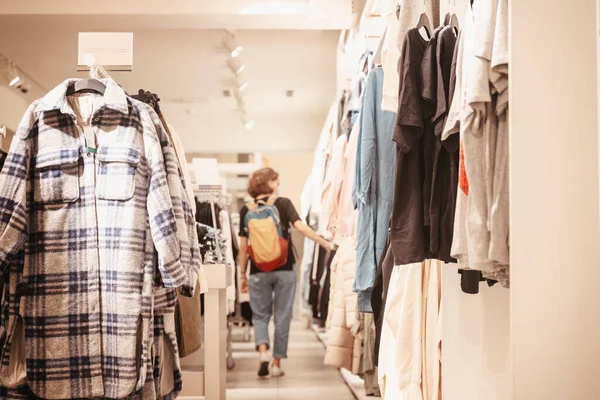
[[195, 190, 232, 209]]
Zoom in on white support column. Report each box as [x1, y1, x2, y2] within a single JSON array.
[[511, 0, 600, 399], [204, 287, 228, 400], [180, 264, 231, 400], [203, 264, 231, 400]]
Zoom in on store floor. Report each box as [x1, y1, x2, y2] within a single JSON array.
[[227, 320, 355, 400]]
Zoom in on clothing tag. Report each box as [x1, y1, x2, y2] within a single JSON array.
[[83, 126, 97, 152], [79, 97, 91, 120]]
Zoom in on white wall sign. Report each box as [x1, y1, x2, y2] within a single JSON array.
[[78, 32, 133, 71], [192, 158, 222, 189]]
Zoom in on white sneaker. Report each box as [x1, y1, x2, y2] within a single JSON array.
[[258, 352, 271, 378], [271, 365, 285, 378]]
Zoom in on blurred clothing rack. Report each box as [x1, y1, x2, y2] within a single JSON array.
[[195, 185, 224, 262], [195, 190, 232, 209]]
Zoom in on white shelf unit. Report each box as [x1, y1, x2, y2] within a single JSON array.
[[180, 264, 232, 400]]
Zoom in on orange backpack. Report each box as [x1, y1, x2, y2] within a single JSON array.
[[244, 196, 289, 272]]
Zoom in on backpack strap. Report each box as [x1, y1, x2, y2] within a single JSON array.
[[252, 195, 278, 207], [246, 200, 259, 211], [266, 195, 278, 206]]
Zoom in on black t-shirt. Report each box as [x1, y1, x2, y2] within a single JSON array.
[[422, 26, 458, 263], [239, 197, 301, 274], [391, 28, 430, 265]]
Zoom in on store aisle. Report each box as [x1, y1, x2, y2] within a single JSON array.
[[227, 320, 356, 400]]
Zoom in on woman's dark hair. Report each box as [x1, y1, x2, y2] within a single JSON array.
[[248, 168, 279, 198]]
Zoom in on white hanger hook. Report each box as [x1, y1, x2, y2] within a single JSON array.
[[83, 53, 97, 68]]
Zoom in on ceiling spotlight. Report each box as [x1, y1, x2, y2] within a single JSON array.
[[227, 57, 246, 75], [8, 63, 20, 87], [242, 115, 255, 130], [222, 31, 243, 58]]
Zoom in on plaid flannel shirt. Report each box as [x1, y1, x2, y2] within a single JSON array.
[[0, 79, 200, 399]]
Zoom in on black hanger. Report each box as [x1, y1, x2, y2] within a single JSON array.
[[66, 78, 106, 96], [133, 89, 161, 112]]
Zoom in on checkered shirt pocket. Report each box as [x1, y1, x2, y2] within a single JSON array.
[[33, 147, 80, 204], [97, 145, 141, 201]]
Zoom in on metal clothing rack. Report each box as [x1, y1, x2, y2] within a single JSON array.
[[195, 191, 232, 210]]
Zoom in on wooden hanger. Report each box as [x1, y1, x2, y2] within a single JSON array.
[[416, 0, 432, 40], [443, 0, 460, 34], [450, 13, 460, 34], [373, 26, 388, 67]]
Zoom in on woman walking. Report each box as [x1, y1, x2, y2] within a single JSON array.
[[238, 167, 331, 378]]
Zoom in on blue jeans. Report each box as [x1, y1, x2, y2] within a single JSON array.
[[248, 269, 296, 359]]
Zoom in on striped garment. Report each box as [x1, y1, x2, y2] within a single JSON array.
[[0, 79, 201, 399]]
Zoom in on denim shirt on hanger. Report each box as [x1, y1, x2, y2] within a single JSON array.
[[353, 67, 397, 313]]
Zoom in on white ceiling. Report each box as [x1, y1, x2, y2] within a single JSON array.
[[0, 0, 354, 29], [0, 2, 347, 152]]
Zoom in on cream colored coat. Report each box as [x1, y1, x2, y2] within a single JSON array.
[[324, 238, 359, 370]]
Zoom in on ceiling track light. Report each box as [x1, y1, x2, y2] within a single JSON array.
[[227, 57, 246, 75], [241, 114, 255, 131], [233, 87, 246, 105], [0, 54, 31, 94], [8, 62, 20, 87], [236, 100, 246, 115], [234, 75, 249, 92], [222, 30, 243, 58]]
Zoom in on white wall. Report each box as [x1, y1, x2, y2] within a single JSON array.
[[0, 85, 29, 131], [442, 269, 511, 400], [511, 0, 600, 398], [263, 151, 313, 209], [443, 0, 600, 398]]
